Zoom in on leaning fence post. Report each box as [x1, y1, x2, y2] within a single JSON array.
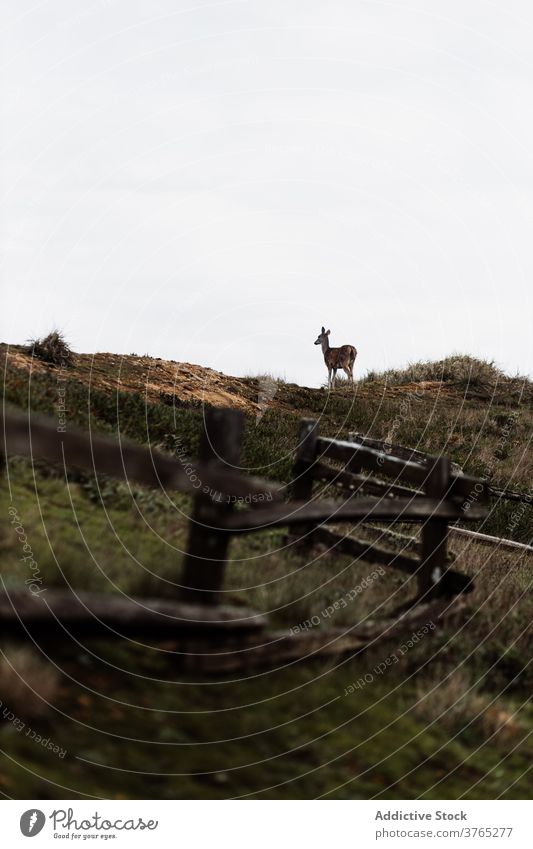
[[288, 418, 319, 547], [180, 407, 244, 606], [419, 455, 451, 598]]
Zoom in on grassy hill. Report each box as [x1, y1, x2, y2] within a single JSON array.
[[0, 341, 531, 799]]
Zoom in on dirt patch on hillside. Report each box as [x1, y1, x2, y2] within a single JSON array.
[[5, 349, 49, 375], [2, 344, 525, 416], [1, 346, 266, 415]]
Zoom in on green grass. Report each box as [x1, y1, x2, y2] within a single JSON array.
[[0, 349, 532, 798], [2, 648, 531, 800], [360, 353, 530, 393], [1, 447, 531, 800]]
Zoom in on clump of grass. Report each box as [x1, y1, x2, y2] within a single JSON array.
[[0, 646, 61, 719], [245, 371, 288, 386], [320, 374, 355, 390], [360, 355, 515, 388], [414, 669, 521, 745], [27, 330, 73, 367]]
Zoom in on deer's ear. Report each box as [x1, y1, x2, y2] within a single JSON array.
[[326, 329, 331, 335], [321, 326, 325, 333]]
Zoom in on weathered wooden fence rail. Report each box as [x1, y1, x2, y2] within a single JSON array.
[[0, 406, 490, 670], [349, 430, 531, 505], [289, 420, 488, 600], [3, 407, 281, 503]]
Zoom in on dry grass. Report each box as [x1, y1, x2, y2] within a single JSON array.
[[414, 668, 522, 746], [360, 354, 529, 391], [0, 646, 61, 719], [450, 539, 532, 645], [27, 330, 73, 367], [320, 374, 356, 390], [226, 527, 416, 628], [245, 371, 287, 384]]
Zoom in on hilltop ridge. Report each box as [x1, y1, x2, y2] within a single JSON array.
[[2, 344, 530, 417]]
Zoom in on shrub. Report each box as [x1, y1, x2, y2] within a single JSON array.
[[360, 355, 509, 387], [0, 646, 60, 719], [27, 330, 73, 366]]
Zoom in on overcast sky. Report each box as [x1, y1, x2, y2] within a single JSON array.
[[2, 0, 532, 386]]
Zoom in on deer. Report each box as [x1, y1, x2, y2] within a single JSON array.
[[314, 327, 357, 388]]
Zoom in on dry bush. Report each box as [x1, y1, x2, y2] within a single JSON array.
[[414, 668, 521, 745], [27, 330, 73, 366], [0, 646, 60, 720]]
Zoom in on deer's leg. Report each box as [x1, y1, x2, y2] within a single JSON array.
[[342, 365, 351, 382], [331, 368, 337, 388]]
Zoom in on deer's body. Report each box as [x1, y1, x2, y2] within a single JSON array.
[[314, 327, 357, 388]]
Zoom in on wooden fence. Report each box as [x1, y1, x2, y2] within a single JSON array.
[[348, 430, 532, 505], [345, 430, 532, 550], [288, 419, 489, 599], [1, 406, 489, 671]]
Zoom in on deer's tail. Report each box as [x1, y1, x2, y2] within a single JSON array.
[[350, 347, 358, 366]]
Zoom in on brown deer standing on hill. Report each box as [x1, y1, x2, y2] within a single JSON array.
[[314, 327, 357, 388]]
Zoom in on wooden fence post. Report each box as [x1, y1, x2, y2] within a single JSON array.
[[288, 418, 319, 547], [419, 455, 451, 598], [180, 408, 244, 606]]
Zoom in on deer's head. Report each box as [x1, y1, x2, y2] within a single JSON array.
[[314, 327, 330, 346]]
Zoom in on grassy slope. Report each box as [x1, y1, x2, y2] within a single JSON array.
[[0, 345, 532, 799]]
